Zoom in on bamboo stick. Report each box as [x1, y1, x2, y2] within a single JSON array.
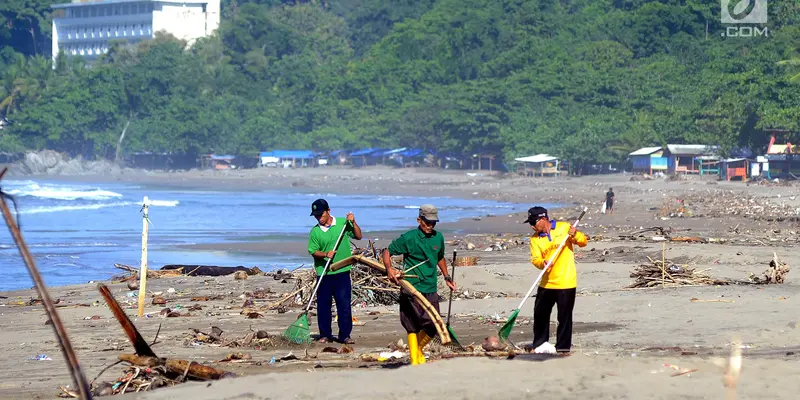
[[137, 198, 149, 317], [331, 255, 451, 344]]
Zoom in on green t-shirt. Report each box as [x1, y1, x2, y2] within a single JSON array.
[[308, 217, 354, 276], [387, 228, 445, 293]]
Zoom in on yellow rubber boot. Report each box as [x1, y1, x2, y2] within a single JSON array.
[[419, 331, 433, 348], [417, 332, 431, 364], [407, 333, 420, 365]]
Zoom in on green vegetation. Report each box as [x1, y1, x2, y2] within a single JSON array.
[[1, 0, 799, 171]]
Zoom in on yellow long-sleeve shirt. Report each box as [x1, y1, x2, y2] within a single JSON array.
[[530, 221, 588, 289]]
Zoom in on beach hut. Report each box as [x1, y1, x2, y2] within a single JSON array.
[[210, 155, 236, 170], [514, 154, 560, 177], [663, 145, 720, 174], [628, 147, 666, 174], [719, 158, 751, 181]]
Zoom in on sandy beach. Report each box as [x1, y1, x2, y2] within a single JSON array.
[[2, 167, 800, 399]]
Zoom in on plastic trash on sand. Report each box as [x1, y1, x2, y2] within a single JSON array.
[[378, 351, 405, 361], [533, 342, 557, 354], [30, 354, 52, 361]]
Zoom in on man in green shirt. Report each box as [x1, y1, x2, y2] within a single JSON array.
[[382, 204, 456, 365], [308, 198, 362, 344]]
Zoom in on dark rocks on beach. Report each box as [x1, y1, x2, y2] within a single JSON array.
[[127, 280, 140, 291], [256, 330, 269, 339], [152, 295, 166, 305]]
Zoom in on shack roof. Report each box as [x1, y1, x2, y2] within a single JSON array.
[[514, 154, 558, 163], [629, 146, 663, 156], [665, 144, 719, 156]]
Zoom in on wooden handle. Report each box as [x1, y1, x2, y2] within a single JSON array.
[[335, 255, 451, 344]]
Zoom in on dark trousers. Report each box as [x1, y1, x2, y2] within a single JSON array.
[[399, 291, 440, 336], [532, 287, 576, 352], [316, 272, 352, 341]]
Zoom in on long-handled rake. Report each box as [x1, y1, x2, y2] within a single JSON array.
[[283, 220, 350, 344], [498, 208, 587, 341]]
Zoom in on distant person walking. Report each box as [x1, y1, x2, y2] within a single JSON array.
[[605, 188, 615, 215], [307, 198, 363, 344]]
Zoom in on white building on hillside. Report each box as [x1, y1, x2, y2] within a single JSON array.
[[51, 0, 220, 63]]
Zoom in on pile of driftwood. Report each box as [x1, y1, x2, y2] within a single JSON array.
[[748, 253, 790, 284], [628, 257, 730, 288], [629, 253, 791, 288], [267, 257, 401, 310]]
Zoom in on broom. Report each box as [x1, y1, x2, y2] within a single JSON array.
[[498, 208, 587, 341], [445, 250, 461, 346], [283, 219, 350, 344]]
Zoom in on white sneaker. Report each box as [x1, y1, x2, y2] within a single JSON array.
[[533, 342, 557, 354]]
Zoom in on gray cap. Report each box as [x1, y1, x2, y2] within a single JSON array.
[[419, 204, 439, 222]]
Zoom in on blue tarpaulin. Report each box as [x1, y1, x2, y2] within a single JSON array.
[[350, 148, 385, 157], [260, 150, 315, 159], [210, 155, 235, 160]]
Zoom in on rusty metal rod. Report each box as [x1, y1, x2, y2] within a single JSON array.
[[0, 167, 93, 399]]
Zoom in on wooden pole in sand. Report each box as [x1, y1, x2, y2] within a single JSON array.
[[137, 196, 150, 317], [661, 241, 666, 286]]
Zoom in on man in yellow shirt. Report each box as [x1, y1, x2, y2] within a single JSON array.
[[524, 206, 588, 354]]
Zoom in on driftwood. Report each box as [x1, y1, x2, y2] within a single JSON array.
[[748, 252, 790, 284], [97, 283, 232, 381], [113, 263, 182, 281], [628, 257, 730, 288], [119, 354, 230, 380], [331, 255, 451, 345], [160, 265, 262, 277]]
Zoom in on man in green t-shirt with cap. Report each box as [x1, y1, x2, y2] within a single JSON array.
[[308, 198, 363, 344], [381, 204, 456, 365]]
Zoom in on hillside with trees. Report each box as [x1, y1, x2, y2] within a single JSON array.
[[1, 0, 798, 171]]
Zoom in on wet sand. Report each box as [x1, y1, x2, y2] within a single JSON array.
[[2, 168, 800, 399]]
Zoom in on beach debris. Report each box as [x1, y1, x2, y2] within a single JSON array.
[[482, 336, 506, 352], [627, 257, 730, 288], [377, 351, 405, 361], [151, 296, 166, 306], [127, 280, 140, 291], [162, 265, 263, 277], [94, 283, 233, 396], [218, 353, 252, 363], [664, 363, 699, 377], [111, 263, 182, 282], [747, 253, 790, 284], [233, 271, 248, 280], [30, 354, 53, 361]]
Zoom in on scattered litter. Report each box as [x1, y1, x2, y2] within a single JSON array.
[[29, 354, 52, 361]]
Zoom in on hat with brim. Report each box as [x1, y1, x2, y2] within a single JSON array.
[[522, 206, 548, 224], [419, 204, 439, 222], [310, 199, 329, 217]]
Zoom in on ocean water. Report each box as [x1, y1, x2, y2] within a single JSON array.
[[0, 179, 530, 291]]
